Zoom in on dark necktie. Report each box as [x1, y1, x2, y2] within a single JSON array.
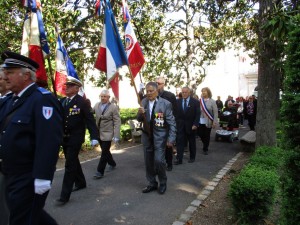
[[184, 99, 187, 112], [151, 101, 156, 120], [65, 98, 70, 107], [11, 95, 19, 108]]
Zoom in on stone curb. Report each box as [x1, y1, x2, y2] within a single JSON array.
[[172, 152, 243, 225]]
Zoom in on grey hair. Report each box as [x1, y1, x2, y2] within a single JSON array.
[[21, 68, 36, 82], [146, 81, 158, 90], [182, 86, 191, 91], [100, 89, 110, 96], [155, 76, 165, 84]]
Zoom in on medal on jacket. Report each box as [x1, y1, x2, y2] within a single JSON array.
[[69, 105, 80, 115], [154, 112, 165, 127]]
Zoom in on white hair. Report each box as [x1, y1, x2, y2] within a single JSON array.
[[100, 89, 110, 96], [21, 68, 36, 82]]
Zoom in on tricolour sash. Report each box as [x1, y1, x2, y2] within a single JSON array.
[[200, 98, 214, 122]]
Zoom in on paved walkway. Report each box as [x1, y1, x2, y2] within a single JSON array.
[[45, 127, 249, 225]]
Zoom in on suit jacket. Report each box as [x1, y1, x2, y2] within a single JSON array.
[[159, 90, 178, 120], [176, 97, 200, 134], [94, 102, 121, 141], [137, 97, 176, 148], [61, 94, 99, 146], [0, 84, 63, 180]]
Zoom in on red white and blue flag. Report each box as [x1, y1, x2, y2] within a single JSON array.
[[21, 0, 50, 87], [54, 34, 84, 97], [122, 0, 145, 78], [95, 0, 103, 16], [94, 0, 128, 100]]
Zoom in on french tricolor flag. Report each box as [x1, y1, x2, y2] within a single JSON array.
[[95, 0, 128, 100], [122, 0, 145, 78], [21, 0, 49, 87], [54, 34, 84, 97]]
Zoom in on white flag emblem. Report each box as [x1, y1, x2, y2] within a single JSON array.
[[42, 106, 53, 120]]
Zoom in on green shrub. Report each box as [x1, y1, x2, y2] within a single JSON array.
[[120, 108, 138, 124], [120, 124, 131, 141], [229, 165, 279, 224], [280, 14, 300, 224], [248, 146, 283, 170]]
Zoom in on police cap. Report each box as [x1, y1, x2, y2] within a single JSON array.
[[1, 51, 39, 72], [65, 77, 82, 87]]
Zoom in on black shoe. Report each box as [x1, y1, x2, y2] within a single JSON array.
[[142, 185, 158, 193], [158, 184, 167, 194], [107, 165, 116, 172], [166, 165, 173, 171], [188, 159, 195, 163], [93, 172, 104, 179], [72, 185, 86, 192], [55, 198, 68, 206], [174, 160, 182, 165], [204, 151, 208, 155]]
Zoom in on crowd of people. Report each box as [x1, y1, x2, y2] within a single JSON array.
[[0, 51, 257, 225]]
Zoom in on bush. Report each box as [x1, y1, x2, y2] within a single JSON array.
[[229, 165, 279, 224], [248, 146, 283, 170], [120, 124, 131, 141], [119, 108, 138, 124], [280, 14, 300, 224]]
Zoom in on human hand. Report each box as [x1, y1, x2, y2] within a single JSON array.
[[192, 125, 198, 130], [34, 179, 51, 195], [138, 107, 145, 114], [112, 137, 119, 143], [166, 142, 173, 147], [91, 139, 99, 147]]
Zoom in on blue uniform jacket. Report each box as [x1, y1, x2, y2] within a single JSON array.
[[0, 84, 63, 180]]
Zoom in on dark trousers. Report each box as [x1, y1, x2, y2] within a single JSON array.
[[0, 172, 9, 225], [60, 143, 86, 201], [97, 140, 116, 174], [197, 124, 212, 152], [5, 173, 57, 225], [176, 129, 196, 161], [165, 146, 173, 167], [247, 114, 256, 130], [238, 113, 244, 125]]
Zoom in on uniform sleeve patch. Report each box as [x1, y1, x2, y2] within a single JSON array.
[[43, 106, 53, 119]]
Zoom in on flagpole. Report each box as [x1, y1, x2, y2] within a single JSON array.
[[47, 57, 57, 98], [127, 67, 141, 105]]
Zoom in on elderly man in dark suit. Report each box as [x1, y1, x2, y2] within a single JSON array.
[[0, 51, 63, 225], [137, 82, 176, 194], [56, 77, 99, 206], [175, 87, 200, 164]]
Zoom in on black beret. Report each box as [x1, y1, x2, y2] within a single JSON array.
[[1, 51, 39, 72]]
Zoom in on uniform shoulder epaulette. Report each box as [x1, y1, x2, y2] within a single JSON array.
[[37, 87, 51, 95]]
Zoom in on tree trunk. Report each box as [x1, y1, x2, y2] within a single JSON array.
[[256, 0, 280, 147]]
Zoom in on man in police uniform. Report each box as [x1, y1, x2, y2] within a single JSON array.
[[56, 77, 99, 206], [0, 67, 11, 225], [0, 51, 63, 225]]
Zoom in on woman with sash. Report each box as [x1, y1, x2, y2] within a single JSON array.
[[198, 87, 218, 155]]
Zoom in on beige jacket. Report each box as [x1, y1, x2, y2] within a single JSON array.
[[94, 102, 121, 141], [200, 98, 219, 128]]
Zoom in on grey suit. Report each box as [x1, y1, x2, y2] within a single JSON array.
[[137, 97, 176, 186]]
